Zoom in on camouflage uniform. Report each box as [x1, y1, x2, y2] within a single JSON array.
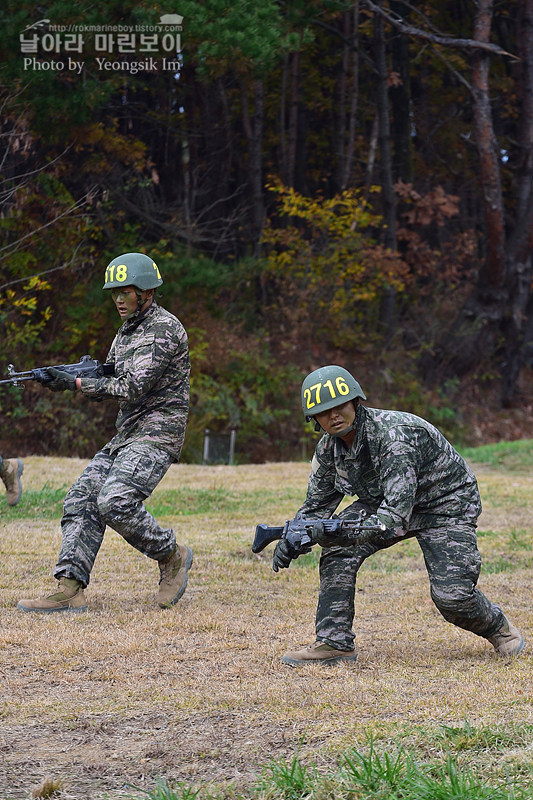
[[299, 406, 504, 651], [53, 301, 190, 587]]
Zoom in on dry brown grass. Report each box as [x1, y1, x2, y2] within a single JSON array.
[[0, 457, 532, 799]]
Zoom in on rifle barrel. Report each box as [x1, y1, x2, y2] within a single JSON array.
[[0, 374, 34, 385]]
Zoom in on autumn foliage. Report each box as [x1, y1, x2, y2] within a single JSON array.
[[1, 1, 533, 461]]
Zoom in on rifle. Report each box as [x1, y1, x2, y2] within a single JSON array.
[[0, 355, 115, 387], [252, 512, 387, 555]]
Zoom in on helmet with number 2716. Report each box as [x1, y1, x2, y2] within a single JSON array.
[[301, 365, 366, 421]]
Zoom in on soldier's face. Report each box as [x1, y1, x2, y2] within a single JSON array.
[[111, 286, 150, 318], [314, 400, 356, 436]]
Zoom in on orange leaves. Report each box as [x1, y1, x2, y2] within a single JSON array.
[[395, 181, 478, 300], [387, 70, 403, 88], [395, 181, 460, 226]]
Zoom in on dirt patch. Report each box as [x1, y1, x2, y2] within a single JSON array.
[[0, 711, 297, 799]]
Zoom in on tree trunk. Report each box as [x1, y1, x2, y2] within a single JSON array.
[[389, 0, 412, 183], [241, 79, 266, 256], [420, 0, 533, 405], [287, 51, 300, 188], [500, 0, 533, 403], [374, 5, 397, 340], [333, 9, 350, 192], [280, 53, 288, 182], [339, 2, 360, 191], [471, 0, 506, 293]]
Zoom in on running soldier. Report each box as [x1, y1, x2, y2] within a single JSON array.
[[274, 365, 525, 665], [0, 456, 24, 506], [18, 252, 192, 613]]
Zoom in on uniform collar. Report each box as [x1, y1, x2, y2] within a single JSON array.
[[121, 300, 157, 332]]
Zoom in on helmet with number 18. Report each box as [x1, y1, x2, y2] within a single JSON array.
[[301, 365, 365, 422], [102, 252, 163, 291]]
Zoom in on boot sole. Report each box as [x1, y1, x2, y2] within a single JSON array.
[[282, 652, 358, 666], [159, 546, 193, 608], [17, 602, 88, 614]]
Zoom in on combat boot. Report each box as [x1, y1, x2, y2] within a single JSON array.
[[282, 641, 358, 666], [1, 458, 24, 506], [17, 577, 88, 614], [158, 543, 193, 607], [486, 617, 525, 657]]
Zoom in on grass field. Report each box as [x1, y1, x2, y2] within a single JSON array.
[[0, 443, 532, 799]]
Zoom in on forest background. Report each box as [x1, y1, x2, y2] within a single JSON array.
[[1, 0, 533, 464]]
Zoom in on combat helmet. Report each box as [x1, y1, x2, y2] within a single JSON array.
[[301, 365, 365, 422], [103, 252, 163, 291]]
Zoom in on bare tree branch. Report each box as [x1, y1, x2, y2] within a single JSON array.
[[363, 0, 519, 61], [0, 190, 95, 260], [0, 143, 73, 190], [0, 262, 70, 292]]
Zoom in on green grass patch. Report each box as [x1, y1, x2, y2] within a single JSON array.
[[460, 439, 533, 471], [1, 484, 304, 521], [507, 529, 533, 551], [129, 781, 201, 800], [482, 557, 518, 575], [0, 484, 67, 521], [125, 738, 533, 800], [439, 720, 530, 752], [147, 487, 303, 517], [146, 487, 238, 516]]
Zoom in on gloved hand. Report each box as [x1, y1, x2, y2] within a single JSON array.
[[45, 367, 77, 392], [272, 539, 293, 572], [310, 521, 348, 548]]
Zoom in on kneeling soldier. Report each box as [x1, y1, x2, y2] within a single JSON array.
[[275, 365, 524, 665]]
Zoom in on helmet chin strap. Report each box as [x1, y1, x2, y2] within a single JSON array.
[[332, 421, 357, 438], [123, 288, 147, 320]]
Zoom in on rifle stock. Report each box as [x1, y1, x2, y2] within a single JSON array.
[[252, 523, 285, 553]]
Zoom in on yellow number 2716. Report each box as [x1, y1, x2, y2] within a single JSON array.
[[303, 375, 350, 410]]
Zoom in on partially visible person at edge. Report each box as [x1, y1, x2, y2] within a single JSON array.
[[273, 365, 525, 665], [18, 252, 192, 614], [0, 455, 24, 506]]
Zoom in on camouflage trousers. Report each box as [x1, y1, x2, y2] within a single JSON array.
[[316, 509, 504, 650], [53, 442, 175, 587]]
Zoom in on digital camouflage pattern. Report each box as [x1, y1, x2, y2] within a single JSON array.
[[53, 301, 190, 586], [80, 302, 190, 460], [299, 405, 504, 650], [299, 405, 482, 532], [54, 443, 176, 586]]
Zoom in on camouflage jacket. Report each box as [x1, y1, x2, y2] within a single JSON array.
[[298, 405, 481, 537], [80, 302, 190, 460]]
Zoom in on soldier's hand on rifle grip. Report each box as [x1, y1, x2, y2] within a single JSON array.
[[46, 367, 77, 392], [310, 521, 346, 548], [272, 539, 293, 572]]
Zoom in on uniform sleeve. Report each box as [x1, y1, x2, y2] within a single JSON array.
[[369, 434, 420, 537], [80, 322, 186, 400], [297, 438, 344, 518]]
